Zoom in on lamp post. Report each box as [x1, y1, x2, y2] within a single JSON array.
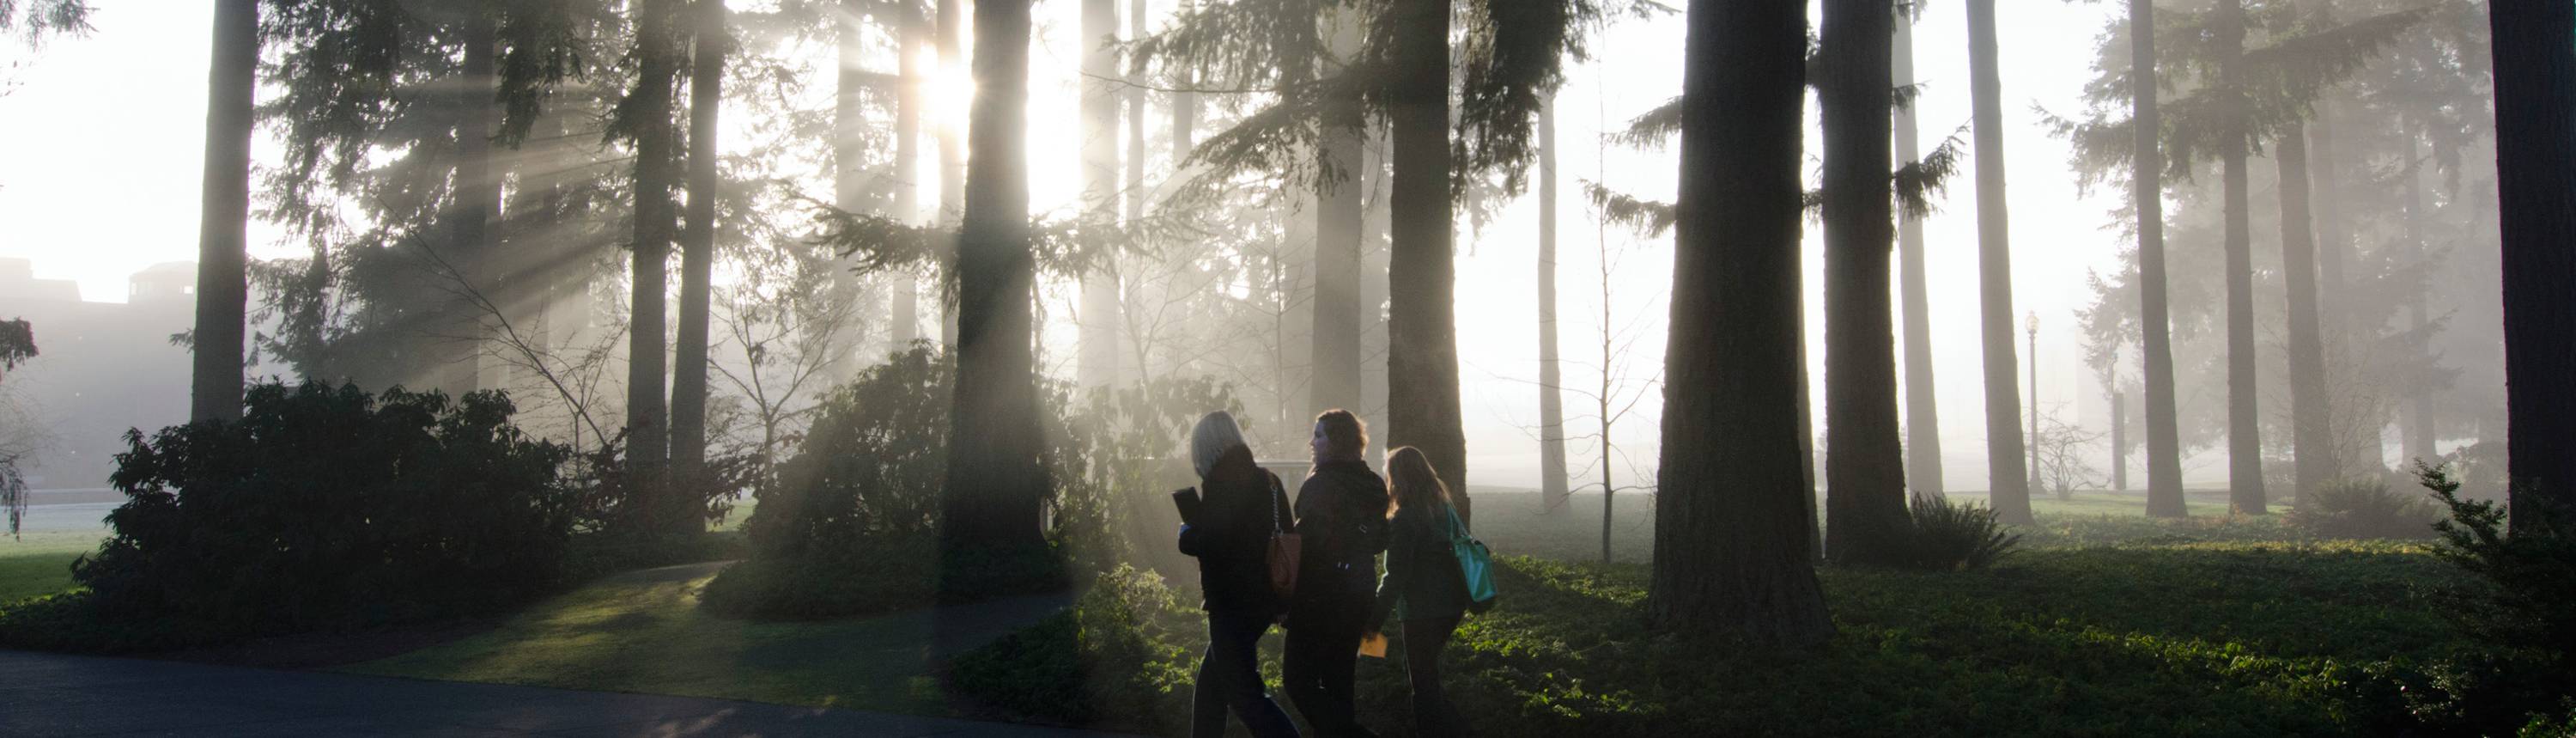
[[2027, 311, 2042, 497]]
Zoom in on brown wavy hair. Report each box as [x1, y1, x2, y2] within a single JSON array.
[[1315, 409, 1368, 460], [1384, 446, 1450, 521]]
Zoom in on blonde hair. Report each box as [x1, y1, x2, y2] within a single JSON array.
[[1189, 411, 1248, 479]]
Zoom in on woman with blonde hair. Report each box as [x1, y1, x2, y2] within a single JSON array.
[[1366, 446, 1472, 737], [1176, 411, 1298, 737]]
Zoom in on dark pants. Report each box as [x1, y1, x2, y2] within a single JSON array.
[[1192, 608, 1298, 738], [1283, 578, 1377, 738], [1400, 615, 1467, 737]]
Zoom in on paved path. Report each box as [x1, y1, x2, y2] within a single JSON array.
[[0, 650, 1142, 737]]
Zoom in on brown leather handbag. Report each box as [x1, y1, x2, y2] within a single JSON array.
[[1266, 475, 1300, 601]]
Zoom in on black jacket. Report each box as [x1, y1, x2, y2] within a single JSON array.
[[1291, 459, 1390, 601], [1178, 446, 1295, 614]]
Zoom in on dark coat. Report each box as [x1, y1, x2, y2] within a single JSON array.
[[1370, 501, 1470, 625], [1178, 446, 1295, 615], [1291, 459, 1390, 602]]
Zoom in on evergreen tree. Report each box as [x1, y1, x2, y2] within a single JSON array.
[[1649, 0, 1831, 644], [943, 0, 1050, 559], [669, 0, 726, 525], [191, 0, 257, 424], [1894, 3, 1943, 503], [2488, 0, 2576, 533], [622, 0, 684, 521], [1819, 0, 1909, 564], [1965, 0, 2029, 522]]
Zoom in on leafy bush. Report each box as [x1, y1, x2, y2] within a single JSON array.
[[2419, 463, 2576, 670], [2287, 476, 2442, 540], [702, 347, 951, 619], [1902, 496, 2022, 570], [32, 381, 579, 648], [704, 346, 1238, 619], [945, 564, 1196, 730]]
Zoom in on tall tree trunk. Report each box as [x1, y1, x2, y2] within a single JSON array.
[[1385, 0, 1467, 522], [671, 0, 725, 533], [628, 0, 683, 499], [829, 0, 866, 376], [2488, 0, 2576, 534], [2275, 124, 2335, 502], [445, 10, 500, 398], [191, 0, 257, 424], [1894, 3, 1942, 502], [1820, 0, 1908, 565], [2112, 390, 2128, 491], [2309, 99, 2347, 340], [892, 4, 923, 345], [1311, 9, 1365, 419], [2217, 0, 2264, 515], [2134, 0, 2189, 518], [1967, 0, 2030, 523], [1078, 0, 1119, 387], [2402, 137, 2437, 463], [1648, 0, 1832, 646], [937, 0, 965, 347], [944, 0, 1050, 558], [1538, 93, 1571, 511]]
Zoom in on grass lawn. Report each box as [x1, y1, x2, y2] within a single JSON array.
[[338, 560, 1069, 716], [0, 529, 108, 604]]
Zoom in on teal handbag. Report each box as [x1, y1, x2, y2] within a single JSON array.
[[1445, 506, 1498, 613]]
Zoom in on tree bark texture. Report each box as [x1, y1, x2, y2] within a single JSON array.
[[1385, 0, 1468, 523], [2275, 124, 2335, 502], [629, 0, 683, 494], [2134, 0, 2189, 518], [1820, 0, 1910, 565], [944, 0, 1050, 553], [191, 0, 257, 424], [2217, 0, 2264, 515], [671, 0, 726, 522], [1648, 0, 1832, 647], [1967, 0, 2031, 522], [1538, 94, 1571, 512], [2488, 0, 2576, 534]]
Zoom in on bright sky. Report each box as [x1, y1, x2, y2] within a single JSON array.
[[0, 0, 2150, 492]]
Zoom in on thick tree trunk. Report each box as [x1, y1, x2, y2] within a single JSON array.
[[1648, 0, 1832, 646], [2308, 101, 2347, 340], [1967, 0, 2030, 523], [944, 0, 1050, 556], [1311, 9, 1365, 419], [1385, 0, 1467, 522], [893, 6, 923, 345], [2134, 0, 2189, 519], [2275, 125, 2335, 503], [2488, 0, 2576, 534], [629, 0, 682, 497], [1078, 0, 1119, 387], [671, 0, 725, 531], [1894, 3, 1942, 502], [1820, 0, 1910, 565], [2217, 0, 2264, 515], [191, 0, 257, 424], [829, 0, 867, 375], [1538, 94, 1571, 511]]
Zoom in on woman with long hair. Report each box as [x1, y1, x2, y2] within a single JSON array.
[[1282, 409, 1388, 737], [1368, 446, 1473, 736], [1176, 411, 1299, 738]]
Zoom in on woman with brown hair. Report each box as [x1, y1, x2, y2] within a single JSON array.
[[1282, 409, 1388, 737], [1367, 446, 1472, 736]]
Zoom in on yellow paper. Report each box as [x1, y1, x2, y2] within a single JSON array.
[[1358, 632, 1388, 658]]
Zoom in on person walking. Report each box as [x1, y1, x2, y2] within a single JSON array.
[[1282, 409, 1388, 738], [1368, 447, 1473, 737], [1177, 412, 1300, 738]]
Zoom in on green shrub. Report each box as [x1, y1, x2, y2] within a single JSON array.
[[2419, 463, 2576, 671], [1903, 496, 2022, 570], [28, 381, 579, 649], [2287, 476, 2441, 540], [945, 564, 1196, 730]]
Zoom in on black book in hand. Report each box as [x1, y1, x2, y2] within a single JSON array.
[[1171, 487, 1204, 525]]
